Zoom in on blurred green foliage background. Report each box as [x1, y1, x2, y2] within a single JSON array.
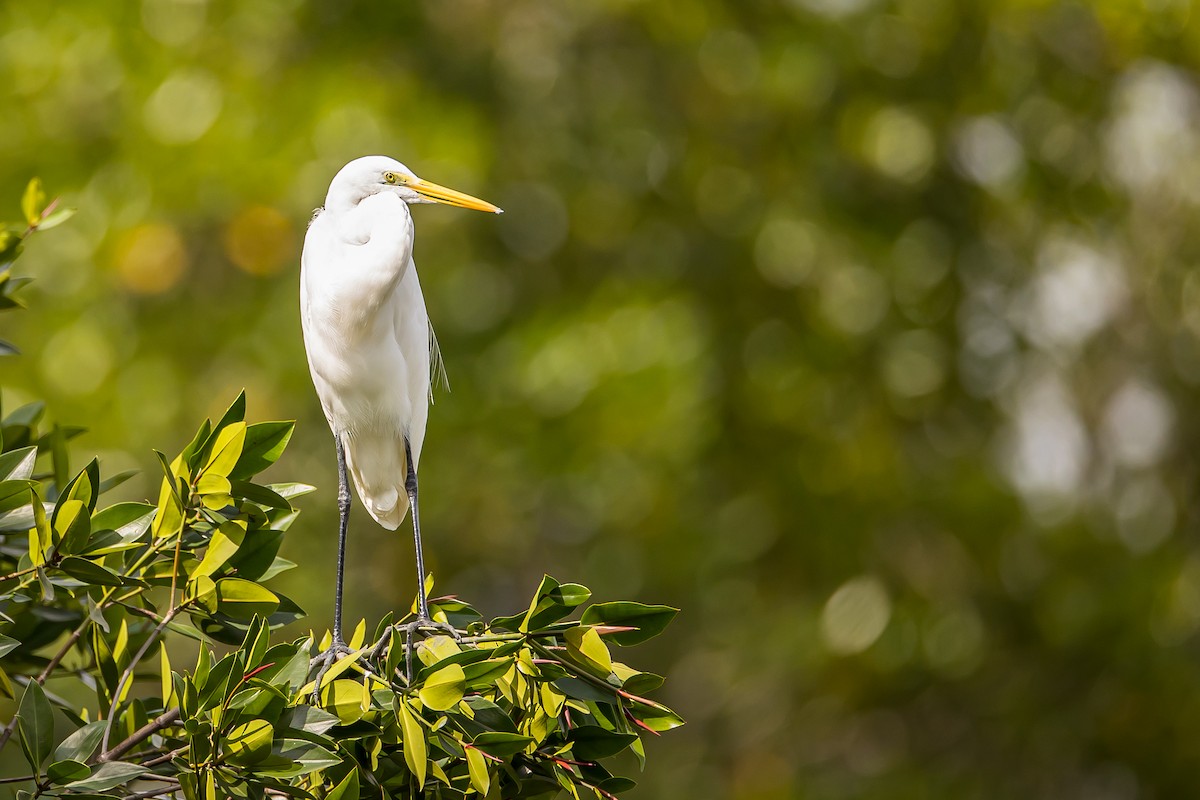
[[3, 0, 1200, 796]]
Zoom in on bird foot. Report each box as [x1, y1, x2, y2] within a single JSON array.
[[308, 638, 355, 703], [401, 616, 461, 682], [368, 616, 462, 682]]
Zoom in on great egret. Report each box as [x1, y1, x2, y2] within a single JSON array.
[[300, 155, 501, 673]]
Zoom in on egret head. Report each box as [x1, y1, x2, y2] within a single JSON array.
[[325, 155, 502, 214]]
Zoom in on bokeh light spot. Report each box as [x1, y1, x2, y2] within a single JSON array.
[[1101, 378, 1173, 469], [863, 106, 935, 184], [112, 223, 189, 294], [754, 215, 818, 288], [40, 319, 115, 397], [143, 68, 223, 144], [820, 264, 889, 335], [142, 0, 208, 47], [821, 575, 891, 655], [952, 116, 1025, 188], [224, 205, 295, 276], [882, 330, 946, 398]]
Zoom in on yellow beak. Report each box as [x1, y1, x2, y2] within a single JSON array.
[[411, 177, 503, 214]]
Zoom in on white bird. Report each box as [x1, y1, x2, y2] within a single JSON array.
[[300, 155, 501, 667]]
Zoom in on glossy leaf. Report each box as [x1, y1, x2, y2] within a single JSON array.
[[325, 768, 360, 800], [466, 746, 490, 796], [16, 679, 53, 769], [230, 421, 295, 480], [52, 720, 105, 763], [46, 759, 91, 784], [214, 578, 279, 619], [204, 421, 247, 478], [21, 177, 44, 226], [580, 602, 679, 646], [58, 556, 123, 586], [399, 699, 427, 787], [225, 718, 274, 764], [419, 663, 466, 711], [0, 445, 36, 481], [64, 761, 148, 791]]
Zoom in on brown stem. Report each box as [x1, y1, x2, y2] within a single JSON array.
[[101, 605, 184, 753], [97, 707, 181, 764], [0, 565, 38, 583], [120, 780, 181, 800], [139, 746, 187, 768]]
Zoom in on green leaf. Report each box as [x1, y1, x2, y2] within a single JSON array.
[[567, 727, 639, 760], [418, 663, 466, 711], [16, 680, 54, 769], [632, 706, 685, 733], [36, 206, 75, 231], [0, 633, 18, 659], [214, 578, 279, 620], [0, 446, 36, 481], [462, 657, 515, 689], [192, 521, 246, 580], [58, 556, 123, 586], [581, 602, 679, 646], [195, 472, 231, 496], [46, 759, 90, 785], [259, 739, 341, 778], [281, 704, 339, 734], [565, 626, 613, 674], [268, 482, 316, 499], [21, 178, 44, 227], [319, 678, 368, 725], [53, 720, 105, 763], [0, 231, 22, 265], [553, 677, 615, 704], [230, 421, 295, 480], [399, 699, 427, 788], [224, 718, 274, 765], [59, 458, 99, 513], [519, 575, 592, 633], [51, 498, 90, 554], [466, 746, 490, 796], [231, 480, 292, 510], [204, 421, 247, 478], [325, 767, 360, 800], [63, 760, 148, 791], [620, 672, 665, 696], [471, 731, 534, 758], [90, 502, 156, 538], [214, 391, 247, 432]]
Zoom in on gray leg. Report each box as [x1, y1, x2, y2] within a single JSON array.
[[368, 437, 458, 681], [405, 437, 431, 621], [333, 432, 351, 644], [310, 433, 355, 699]]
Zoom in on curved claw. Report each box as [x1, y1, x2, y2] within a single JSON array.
[[365, 617, 463, 682], [402, 616, 461, 642], [308, 639, 355, 703]]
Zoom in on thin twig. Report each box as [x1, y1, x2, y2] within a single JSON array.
[[0, 615, 91, 752], [97, 707, 181, 764], [139, 746, 187, 768], [101, 605, 185, 753], [0, 564, 39, 583], [120, 780, 181, 800], [0, 774, 37, 785]]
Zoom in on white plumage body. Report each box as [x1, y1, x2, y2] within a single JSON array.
[[300, 190, 430, 530]]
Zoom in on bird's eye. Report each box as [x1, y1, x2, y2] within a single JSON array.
[[384, 172, 398, 184]]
